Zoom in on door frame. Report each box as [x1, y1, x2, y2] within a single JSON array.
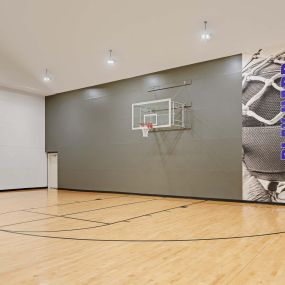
[[47, 152, 58, 189]]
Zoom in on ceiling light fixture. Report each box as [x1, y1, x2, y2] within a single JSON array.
[[201, 21, 211, 41], [43, 68, 51, 82], [107, 49, 115, 65]]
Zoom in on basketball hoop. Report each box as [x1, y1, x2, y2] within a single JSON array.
[[140, 122, 153, 137]]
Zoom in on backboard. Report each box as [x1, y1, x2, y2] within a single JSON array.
[[132, 98, 186, 131]]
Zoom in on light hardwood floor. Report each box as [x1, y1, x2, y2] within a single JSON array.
[[0, 189, 285, 284]]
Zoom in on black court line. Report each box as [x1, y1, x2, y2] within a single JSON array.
[[0, 217, 55, 228], [3, 199, 285, 242], [2, 193, 280, 217], [23, 198, 158, 223], [0, 197, 113, 215], [0, 194, 134, 216], [59, 198, 159, 216], [0, 198, 160, 229], [22, 210, 109, 225], [2, 227, 285, 242], [4, 201, 206, 233]]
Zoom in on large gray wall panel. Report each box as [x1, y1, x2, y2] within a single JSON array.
[[46, 55, 242, 199]]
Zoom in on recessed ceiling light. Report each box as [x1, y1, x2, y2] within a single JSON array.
[[107, 49, 115, 65], [201, 21, 211, 41], [43, 68, 51, 82]]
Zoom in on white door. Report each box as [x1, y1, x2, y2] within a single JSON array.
[[48, 153, 58, 189]]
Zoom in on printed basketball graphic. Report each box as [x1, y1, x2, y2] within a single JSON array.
[[242, 49, 285, 202]]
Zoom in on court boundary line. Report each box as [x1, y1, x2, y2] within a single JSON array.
[[2, 201, 205, 233], [0, 194, 133, 216], [63, 198, 159, 216], [0, 216, 55, 228], [1, 189, 282, 218], [59, 188, 285, 207], [0, 197, 162, 228], [2, 199, 285, 242], [2, 190, 285, 242], [1, 195, 283, 234], [20, 198, 161, 224], [1, 228, 285, 242], [23, 210, 110, 224]]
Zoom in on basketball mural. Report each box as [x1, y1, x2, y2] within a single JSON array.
[[242, 47, 285, 202]]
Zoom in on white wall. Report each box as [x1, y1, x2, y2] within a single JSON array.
[[0, 87, 46, 190]]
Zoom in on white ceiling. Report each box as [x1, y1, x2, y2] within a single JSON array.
[[0, 0, 284, 96]]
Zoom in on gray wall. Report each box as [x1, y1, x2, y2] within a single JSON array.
[[46, 55, 242, 199]]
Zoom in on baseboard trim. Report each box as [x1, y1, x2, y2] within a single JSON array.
[[58, 187, 285, 206], [0, 187, 47, 192]]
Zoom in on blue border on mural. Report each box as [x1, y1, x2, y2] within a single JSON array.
[[281, 63, 285, 160]]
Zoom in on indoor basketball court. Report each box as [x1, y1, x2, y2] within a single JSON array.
[[0, 0, 285, 284], [2, 189, 285, 284]]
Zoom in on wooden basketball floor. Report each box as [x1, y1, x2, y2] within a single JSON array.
[[1, 189, 285, 284]]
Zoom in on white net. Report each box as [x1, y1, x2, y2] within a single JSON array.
[[242, 49, 285, 202], [140, 123, 153, 137], [242, 50, 285, 125]]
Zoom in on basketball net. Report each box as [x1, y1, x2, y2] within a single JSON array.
[[140, 122, 153, 137], [242, 50, 285, 125]]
